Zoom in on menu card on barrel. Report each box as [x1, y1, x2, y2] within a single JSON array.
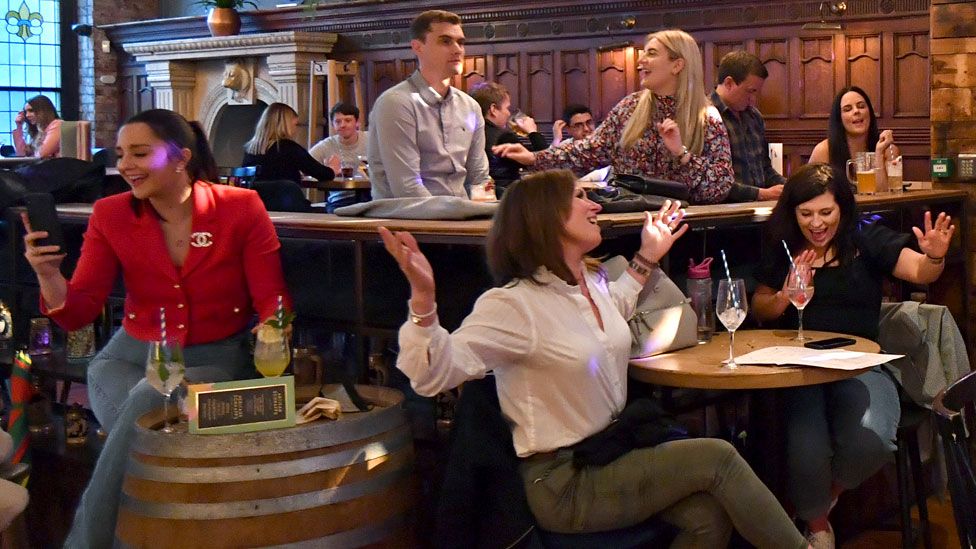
[[734, 346, 902, 370], [188, 376, 296, 434]]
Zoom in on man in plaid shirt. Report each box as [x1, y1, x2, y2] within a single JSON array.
[[711, 51, 786, 202]]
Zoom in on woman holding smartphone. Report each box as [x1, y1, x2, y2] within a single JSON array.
[[21, 109, 291, 548], [11, 94, 62, 158]]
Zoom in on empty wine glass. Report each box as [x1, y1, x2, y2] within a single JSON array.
[[786, 264, 816, 341], [255, 325, 290, 378], [146, 339, 186, 433], [716, 278, 748, 369]]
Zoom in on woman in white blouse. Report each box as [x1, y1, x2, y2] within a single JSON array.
[[379, 169, 808, 547]]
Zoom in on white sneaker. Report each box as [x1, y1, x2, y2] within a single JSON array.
[[806, 523, 835, 549]]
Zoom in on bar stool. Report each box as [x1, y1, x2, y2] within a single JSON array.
[[894, 401, 932, 549]]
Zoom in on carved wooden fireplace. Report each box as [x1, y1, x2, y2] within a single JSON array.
[[121, 31, 337, 167]]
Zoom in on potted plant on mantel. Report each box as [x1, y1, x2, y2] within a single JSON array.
[[195, 0, 258, 37]]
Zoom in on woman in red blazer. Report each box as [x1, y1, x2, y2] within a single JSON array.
[[22, 109, 292, 549]]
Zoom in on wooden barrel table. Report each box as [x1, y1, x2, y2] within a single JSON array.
[[115, 385, 416, 548]]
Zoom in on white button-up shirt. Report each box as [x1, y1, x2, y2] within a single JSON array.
[[398, 266, 642, 457]]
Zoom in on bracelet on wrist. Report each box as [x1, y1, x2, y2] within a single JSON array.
[[628, 260, 652, 278], [408, 300, 437, 325], [633, 252, 660, 270], [673, 145, 690, 163], [925, 253, 945, 265]]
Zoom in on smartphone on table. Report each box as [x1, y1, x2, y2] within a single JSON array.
[[804, 337, 857, 350], [23, 193, 66, 254]]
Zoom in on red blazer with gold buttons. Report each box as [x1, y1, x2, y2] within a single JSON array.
[[43, 182, 291, 346]]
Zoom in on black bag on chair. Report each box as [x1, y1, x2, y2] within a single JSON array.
[[15, 158, 105, 204], [611, 173, 690, 201], [586, 186, 686, 214]]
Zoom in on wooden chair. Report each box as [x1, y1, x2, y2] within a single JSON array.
[[933, 370, 976, 549]]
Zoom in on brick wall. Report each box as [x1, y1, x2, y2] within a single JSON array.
[[931, 0, 976, 353], [79, 0, 159, 147]]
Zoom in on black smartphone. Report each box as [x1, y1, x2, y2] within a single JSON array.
[[804, 337, 857, 350], [24, 193, 65, 253]]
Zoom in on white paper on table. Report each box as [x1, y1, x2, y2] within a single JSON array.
[[733, 346, 903, 371]]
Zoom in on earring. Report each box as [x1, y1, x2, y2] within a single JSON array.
[[175, 165, 184, 173]]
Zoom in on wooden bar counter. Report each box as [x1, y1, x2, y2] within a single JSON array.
[[2, 188, 967, 367]]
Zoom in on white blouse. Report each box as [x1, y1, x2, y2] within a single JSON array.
[[397, 266, 643, 457]]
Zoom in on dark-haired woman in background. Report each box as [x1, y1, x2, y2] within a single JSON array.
[[808, 86, 899, 180], [21, 109, 291, 548], [381, 169, 809, 547], [242, 102, 335, 185], [751, 163, 952, 547], [11, 94, 62, 158]]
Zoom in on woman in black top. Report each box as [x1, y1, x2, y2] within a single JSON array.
[[751, 163, 953, 547], [242, 102, 335, 184]]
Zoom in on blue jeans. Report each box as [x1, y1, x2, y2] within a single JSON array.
[[784, 367, 900, 520], [63, 328, 251, 549]]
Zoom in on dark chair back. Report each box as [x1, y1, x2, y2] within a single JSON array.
[[228, 166, 258, 188], [15, 157, 105, 204], [933, 370, 976, 549], [251, 179, 315, 213]]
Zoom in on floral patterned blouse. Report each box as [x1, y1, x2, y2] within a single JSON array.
[[534, 92, 734, 204]]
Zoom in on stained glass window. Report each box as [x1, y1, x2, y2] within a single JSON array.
[[2, 0, 60, 154]]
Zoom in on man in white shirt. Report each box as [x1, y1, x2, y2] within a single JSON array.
[[367, 10, 490, 199], [310, 102, 369, 210]]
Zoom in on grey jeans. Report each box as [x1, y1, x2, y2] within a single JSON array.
[[521, 438, 807, 549], [63, 328, 251, 549]]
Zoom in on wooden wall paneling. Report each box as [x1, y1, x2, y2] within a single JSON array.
[[493, 53, 521, 113], [560, 50, 592, 118], [368, 59, 400, 107], [596, 46, 630, 119], [892, 31, 930, 117], [799, 36, 836, 119], [527, 51, 555, 124], [707, 40, 747, 88], [459, 55, 487, 92], [756, 39, 791, 119], [846, 33, 883, 115]]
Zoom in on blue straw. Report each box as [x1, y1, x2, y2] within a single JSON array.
[[782, 240, 796, 270], [720, 250, 739, 309], [720, 249, 732, 282]]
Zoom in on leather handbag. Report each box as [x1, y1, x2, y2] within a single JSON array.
[[604, 256, 698, 358], [611, 173, 691, 201]]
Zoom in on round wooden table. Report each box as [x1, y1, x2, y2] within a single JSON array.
[[628, 329, 879, 389]]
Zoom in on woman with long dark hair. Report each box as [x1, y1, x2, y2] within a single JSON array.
[[808, 86, 899, 180], [752, 163, 952, 547], [22, 109, 291, 548], [11, 94, 62, 158]]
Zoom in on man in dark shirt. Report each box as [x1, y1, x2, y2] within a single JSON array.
[[470, 82, 547, 194], [712, 51, 785, 202]]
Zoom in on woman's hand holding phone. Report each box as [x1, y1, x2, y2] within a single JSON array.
[[20, 211, 66, 278]]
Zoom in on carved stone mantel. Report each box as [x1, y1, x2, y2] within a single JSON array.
[[120, 31, 338, 146]]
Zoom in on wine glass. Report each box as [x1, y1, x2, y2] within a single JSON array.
[[255, 325, 291, 378], [146, 340, 186, 433], [716, 279, 748, 369], [786, 264, 816, 341]]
